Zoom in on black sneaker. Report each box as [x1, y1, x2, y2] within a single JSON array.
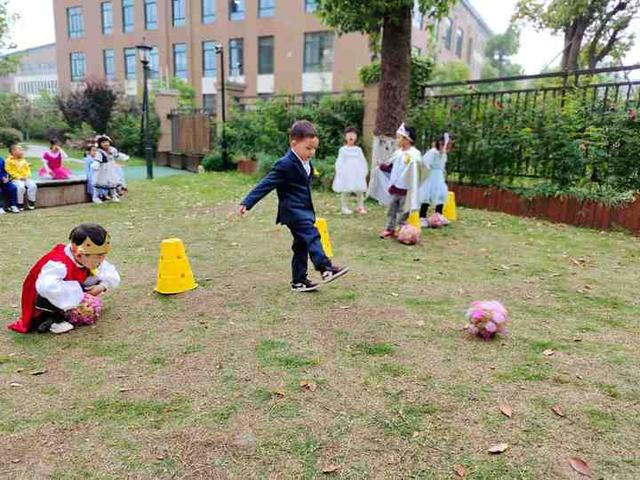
[[291, 278, 320, 292], [321, 265, 350, 284], [27, 201, 35, 210]]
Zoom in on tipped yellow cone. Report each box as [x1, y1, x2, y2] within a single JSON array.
[[443, 191, 457, 221], [155, 238, 198, 294], [407, 211, 421, 229], [314, 217, 333, 258]]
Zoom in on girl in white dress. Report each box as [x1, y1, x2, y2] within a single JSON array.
[[419, 133, 452, 226], [332, 127, 369, 214]]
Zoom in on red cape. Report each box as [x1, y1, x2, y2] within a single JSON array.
[[7, 244, 89, 333]]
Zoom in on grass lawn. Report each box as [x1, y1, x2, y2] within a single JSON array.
[[1, 172, 639, 479]]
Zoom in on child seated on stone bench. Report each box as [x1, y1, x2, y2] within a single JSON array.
[[6, 143, 37, 210]]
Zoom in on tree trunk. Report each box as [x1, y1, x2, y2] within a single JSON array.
[[374, 8, 412, 137], [368, 7, 412, 204], [561, 20, 586, 71]]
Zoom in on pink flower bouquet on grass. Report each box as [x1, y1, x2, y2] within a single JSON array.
[[67, 293, 102, 326], [464, 300, 509, 340]]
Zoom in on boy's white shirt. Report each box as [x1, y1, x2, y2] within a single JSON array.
[[35, 244, 120, 311]]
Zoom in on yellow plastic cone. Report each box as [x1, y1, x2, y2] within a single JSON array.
[[443, 191, 457, 221], [407, 210, 421, 229], [155, 238, 198, 294], [314, 217, 333, 258]]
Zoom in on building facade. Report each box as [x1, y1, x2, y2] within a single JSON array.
[[432, 0, 492, 79], [54, 1, 491, 108], [0, 44, 58, 99]]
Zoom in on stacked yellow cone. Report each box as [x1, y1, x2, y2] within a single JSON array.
[[314, 217, 333, 258], [406, 211, 421, 229], [443, 191, 457, 221], [155, 238, 198, 294]]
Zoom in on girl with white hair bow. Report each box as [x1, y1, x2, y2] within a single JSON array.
[[418, 132, 452, 227]]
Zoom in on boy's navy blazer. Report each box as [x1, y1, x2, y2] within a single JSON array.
[[0, 156, 9, 180], [241, 149, 315, 225]]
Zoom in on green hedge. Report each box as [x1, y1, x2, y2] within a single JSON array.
[[409, 89, 640, 203], [221, 92, 364, 165]]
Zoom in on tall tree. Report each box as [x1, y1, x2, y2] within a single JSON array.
[[0, 0, 19, 75], [482, 27, 523, 78], [317, 0, 454, 157], [513, 0, 640, 71]]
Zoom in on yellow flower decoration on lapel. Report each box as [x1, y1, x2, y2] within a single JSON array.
[[312, 167, 320, 178]]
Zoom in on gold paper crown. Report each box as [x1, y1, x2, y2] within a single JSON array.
[[75, 234, 112, 255]]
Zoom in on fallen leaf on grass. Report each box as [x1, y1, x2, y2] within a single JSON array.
[[499, 401, 513, 418], [568, 457, 592, 477], [542, 349, 555, 356], [391, 292, 399, 297], [339, 306, 351, 310], [551, 405, 565, 417], [273, 388, 286, 399], [454, 465, 466, 477], [29, 369, 47, 376], [10, 382, 23, 388], [322, 464, 340, 474], [299, 380, 318, 392], [416, 320, 425, 327], [488, 443, 509, 454], [119, 387, 133, 392]]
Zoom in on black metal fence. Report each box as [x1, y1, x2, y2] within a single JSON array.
[[412, 64, 640, 188]]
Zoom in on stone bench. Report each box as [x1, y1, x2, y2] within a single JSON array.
[[35, 177, 89, 208]]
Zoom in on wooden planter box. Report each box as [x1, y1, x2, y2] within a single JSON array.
[[449, 183, 640, 234], [169, 152, 184, 170], [184, 154, 204, 173], [237, 159, 258, 175], [156, 151, 169, 167]]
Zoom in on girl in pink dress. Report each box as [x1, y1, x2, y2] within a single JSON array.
[[39, 138, 72, 180]]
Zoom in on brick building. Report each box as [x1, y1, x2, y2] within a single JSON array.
[[0, 43, 58, 99], [54, 1, 491, 108]]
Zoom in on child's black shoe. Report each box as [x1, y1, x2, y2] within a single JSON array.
[[321, 265, 350, 284], [291, 278, 320, 292]]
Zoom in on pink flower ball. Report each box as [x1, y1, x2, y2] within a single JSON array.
[[427, 213, 444, 228], [397, 224, 421, 245]]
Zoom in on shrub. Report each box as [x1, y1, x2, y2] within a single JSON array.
[[0, 127, 23, 148], [108, 99, 160, 156], [202, 150, 227, 172], [224, 92, 364, 165], [256, 152, 279, 177], [24, 93, 70, 140]]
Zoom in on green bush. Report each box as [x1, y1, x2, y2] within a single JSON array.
[[409, 88, 640, 202], [108, 102, 160, 156], [202, 150, 227, 172], [256, 152, 279, 177], [224, 92, 364, 166], [0, 127, 23, 148]]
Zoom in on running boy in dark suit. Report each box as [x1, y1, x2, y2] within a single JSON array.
[[238, 120, 349, 292]]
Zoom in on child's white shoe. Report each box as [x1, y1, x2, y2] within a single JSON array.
[[439, 214, 450, 226], [420, 218, 429, 228], [50, 321, 74, 334], [341, 208, 353, 215], [111, 194, 120, 202], [0, 208, 4, 215], [9, 205, 20, 213], [92, 195, 103, 204]]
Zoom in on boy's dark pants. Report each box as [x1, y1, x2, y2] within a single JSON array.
[[286, 220, 331, 283]]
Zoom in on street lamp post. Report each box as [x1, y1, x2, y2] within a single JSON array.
[[136, 39, 154, 180], [214, 43, 229, 168]]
